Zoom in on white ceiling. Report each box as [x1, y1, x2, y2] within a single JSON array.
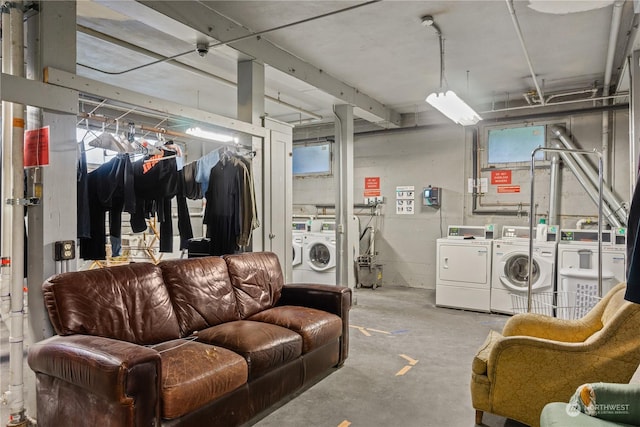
[[75, 0, 639, 131]]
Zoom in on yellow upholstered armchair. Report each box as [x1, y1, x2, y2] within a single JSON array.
[[471, 283, 640, 427]]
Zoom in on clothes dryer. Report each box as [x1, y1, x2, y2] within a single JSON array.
[[556, 229, 626, 299], [300, 232, 336, 285], [436, 224, 497, 312], [491, 225, 559, 315]]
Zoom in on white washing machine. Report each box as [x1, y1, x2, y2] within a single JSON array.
[[301, 232, 337, 285], [557, 228, 627, 300], [491, 225, 559, 315], [436, 224, 497, 313], [292, 220, 308, 282]]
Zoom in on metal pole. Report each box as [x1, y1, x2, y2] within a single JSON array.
[[0, 4, 13, 327], [529, 146, 603, 312], [8, 1, 27, 424]]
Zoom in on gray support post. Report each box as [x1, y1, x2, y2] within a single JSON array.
[[237, 61, 265, 251], [26, 0, 76, 344], [333, 105, 355, 289]]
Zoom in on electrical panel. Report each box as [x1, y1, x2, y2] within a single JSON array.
[[422, 186, 441, 207]]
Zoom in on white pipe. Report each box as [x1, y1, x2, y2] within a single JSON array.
[[602, 1, 624, 188], [0, 6, 12, 329], [506, 0, 545, 105], [548, 145, 560, 226], [8, 0, 26, 422]]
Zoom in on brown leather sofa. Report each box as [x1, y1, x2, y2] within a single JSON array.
[[27, 251, 351, 427]]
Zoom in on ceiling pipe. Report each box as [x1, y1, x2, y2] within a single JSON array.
[[506, 0, 545, 105], [76, 25, 323, 122], [601, 0, 624, 187]]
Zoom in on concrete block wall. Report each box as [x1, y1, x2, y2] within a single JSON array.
[[293, 109, 630, 289]]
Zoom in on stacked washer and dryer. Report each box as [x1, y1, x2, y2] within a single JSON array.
[[490, 225, 559, 315]]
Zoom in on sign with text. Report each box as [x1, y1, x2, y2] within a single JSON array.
[[364, 176, 381, 197], [491, 170, 512, 185], [24, 126, 50, 168], [497, 185, 521, 194]]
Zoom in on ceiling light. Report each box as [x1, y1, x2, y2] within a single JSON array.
[[423, 15, 482, 126], [426, 91, 482, 126], [186, 127, 235, 143]]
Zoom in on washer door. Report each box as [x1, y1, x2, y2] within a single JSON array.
[[500, 253, 541, 292], [308, 242, 333, 271]]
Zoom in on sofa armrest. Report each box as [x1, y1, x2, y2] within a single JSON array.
[[279, 284, 352, 317], [279, 284, 352, 364], [502, 313, 602, 342], [28, 334, 161, 422]]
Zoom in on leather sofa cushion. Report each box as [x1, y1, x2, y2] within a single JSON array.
[[472, 329, 503, 375], [197, 320, 302, 380], [154, 339, 248, 420], [159, 257, 240, 336], [224, 252, 284, 318], [43, 263, 181, 345], [249, 306, 342, 353]]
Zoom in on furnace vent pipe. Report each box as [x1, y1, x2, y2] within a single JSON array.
[[555, 148, 622, 228], [548, 142, 561, 226], [551, 125, 627, 226]]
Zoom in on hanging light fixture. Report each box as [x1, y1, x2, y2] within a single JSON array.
[[422, 15, 482, 126]]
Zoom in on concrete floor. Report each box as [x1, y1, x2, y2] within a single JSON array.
[[1, 285, 638, 426], [251, 286, 521, 427]]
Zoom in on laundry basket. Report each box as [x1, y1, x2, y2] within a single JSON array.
[[511, 290, 601, 319]]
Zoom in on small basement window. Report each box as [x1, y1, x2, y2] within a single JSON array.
[[487, 125, 546, 164], [293, 141, 332, 176]]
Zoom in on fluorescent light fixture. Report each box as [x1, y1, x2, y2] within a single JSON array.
[[186, 127, 235, 143], [426, 90, 482, 126]]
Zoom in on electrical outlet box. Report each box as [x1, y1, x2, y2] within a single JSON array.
[[54, 240, 76, 261]]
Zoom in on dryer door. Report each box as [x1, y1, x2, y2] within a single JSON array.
[[307, 241, 334, 271], [499, 251, 553, 292]]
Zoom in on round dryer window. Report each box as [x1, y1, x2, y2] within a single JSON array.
[[309, 243, 331, 270], [503, 255, 540, 289]]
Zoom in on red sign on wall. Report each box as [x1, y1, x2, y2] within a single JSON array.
[[365, 177, 380, 189], [497, 185, 521, 194], [24, 126, 50, 168], [491, 170, 512, 185], [364, 176, 381, 197]]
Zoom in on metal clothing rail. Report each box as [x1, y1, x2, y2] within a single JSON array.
[[527, 146, 604, 313]]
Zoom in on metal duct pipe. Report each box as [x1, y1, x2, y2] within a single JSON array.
[[506, 0, 545, 105], [8, 1, 27, 424], [556, 144, 622, 228], [602, 0, 624, 186], [0, 5, 12, 328], [548, 142, 561, 225], [551, 125, 627, 226]]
